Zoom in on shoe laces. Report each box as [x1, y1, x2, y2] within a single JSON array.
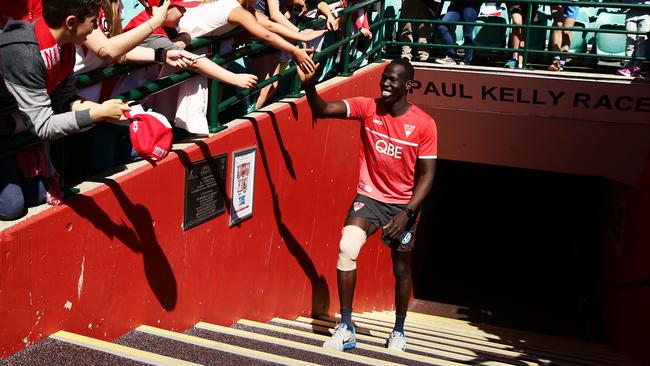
[[331, 323, 352, 341]]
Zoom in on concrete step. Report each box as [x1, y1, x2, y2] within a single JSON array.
[[375, 311, 633, 366], [0, 312, 636, 366], [233, 318, 466, 366], [295, 315, 541, 365], [0, 330, 199, 366], [306, 311, 635, 366], [267, 317, 483, 363], [188, 321, 401, 366], [115, 325, 316, 365]]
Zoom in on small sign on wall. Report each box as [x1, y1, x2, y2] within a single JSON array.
[[183, 154, 228, 230], [230, 146, 256, 226]]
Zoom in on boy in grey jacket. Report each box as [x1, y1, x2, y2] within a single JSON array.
[[0, 0, 131, 220]]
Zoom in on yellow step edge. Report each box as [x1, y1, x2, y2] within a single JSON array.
[[270, 317, 479, 362], [360, 312, 500, 339], [371, 311, 628, 365], [375, 311, 491, 333], [49, 330, 201, 366], [136, 325, 318, 366], [290, 318, 537, 366], [372, 312, 630, 366], [296, 316, 537, 362], [391, 310, 623, 357], [195, 321, 403, 366], [238, 318, 468, 366], [357, 312, 560, 364], [349, 312, 498, 343], [315, 315, 517, 352]]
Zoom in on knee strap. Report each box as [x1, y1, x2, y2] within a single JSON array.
[[336, 225, 367, 271]]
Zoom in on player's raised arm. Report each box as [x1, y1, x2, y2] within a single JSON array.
[[297, 63, 348, 119]]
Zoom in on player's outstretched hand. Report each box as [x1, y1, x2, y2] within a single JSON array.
[[232, 73, 258, 89], [297, 62, 320, 86], [293, 47, 315, 74]]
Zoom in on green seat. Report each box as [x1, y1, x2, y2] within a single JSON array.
[[569, 21, 588, 53], [594, 12, 626, 57]]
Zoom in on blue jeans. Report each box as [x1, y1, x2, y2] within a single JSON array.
[[0, 157, 46, 220], [437, 3, 480, 63]]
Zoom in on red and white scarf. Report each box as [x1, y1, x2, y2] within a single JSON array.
[[34, 17, 76, 93], [15, 18, 77, 205]]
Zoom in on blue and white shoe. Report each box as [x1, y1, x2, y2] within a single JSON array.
[[323, 323, 357, 351], [387, 330, 407, 351]]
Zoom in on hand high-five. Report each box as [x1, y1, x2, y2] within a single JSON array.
[[296, 62, 321, 86], [293, 47, 316, 73]]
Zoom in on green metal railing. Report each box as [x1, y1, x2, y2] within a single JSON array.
[[2, 0, 646, 161], [388, 0, 650, 67]]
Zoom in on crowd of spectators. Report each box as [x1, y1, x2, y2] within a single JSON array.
[[399, 0, 648, 74], [0, 0, 647, 221]]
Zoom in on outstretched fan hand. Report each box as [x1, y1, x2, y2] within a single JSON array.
[[297, 62, 321, 86]]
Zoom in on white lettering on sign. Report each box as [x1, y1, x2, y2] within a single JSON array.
[[375, 139, 403, 159]]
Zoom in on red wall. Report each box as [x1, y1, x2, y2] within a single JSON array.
[[0, 64, 395, 358]]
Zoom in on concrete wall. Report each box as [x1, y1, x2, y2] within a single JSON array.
[[0, 64, 394, 358]]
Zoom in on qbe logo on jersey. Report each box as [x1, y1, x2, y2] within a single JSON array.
[[375, 139, 403, 159]]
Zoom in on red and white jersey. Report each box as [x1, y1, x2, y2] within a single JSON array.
[[344, 97, 437, 204]]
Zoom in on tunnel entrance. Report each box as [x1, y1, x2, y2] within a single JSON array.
[[412, 160, 623, 342]]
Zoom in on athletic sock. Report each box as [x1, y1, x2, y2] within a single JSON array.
[[393, 315, 406, 334], [340, 308, 354, 330]]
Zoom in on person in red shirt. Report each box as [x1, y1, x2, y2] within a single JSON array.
[[298, 58, 437, 352]]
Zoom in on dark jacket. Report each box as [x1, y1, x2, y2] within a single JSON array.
[[0, 20, 92, 140]]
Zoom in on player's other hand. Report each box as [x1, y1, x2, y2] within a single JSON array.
[[297, 62, 320, 86]]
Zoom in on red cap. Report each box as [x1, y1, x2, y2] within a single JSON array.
[[169, 0, 202, 8], [126, 111, 173, 161]]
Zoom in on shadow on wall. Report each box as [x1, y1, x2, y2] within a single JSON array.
[[243, 107, 330, 317], [412, 159, 609, 342], [66, 178, 178, 311]]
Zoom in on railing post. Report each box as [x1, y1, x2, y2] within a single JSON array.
[[341, 6, 354, 77], [522, 0, 532, 69], [208, 78, 226, 133], [286, 68, 304, 98], [374, 0, 385, 63]]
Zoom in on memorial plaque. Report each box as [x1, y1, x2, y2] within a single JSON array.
[[183, 154, 227, 230]]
